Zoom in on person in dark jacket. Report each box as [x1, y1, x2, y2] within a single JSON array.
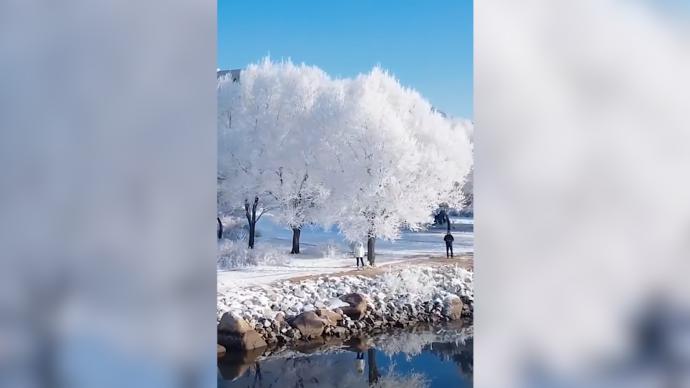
[[444, 233, 454, 258]]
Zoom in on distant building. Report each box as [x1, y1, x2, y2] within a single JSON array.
[[217, 69, 241, 82]]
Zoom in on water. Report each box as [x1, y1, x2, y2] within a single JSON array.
[[218, 323, 472, 387]]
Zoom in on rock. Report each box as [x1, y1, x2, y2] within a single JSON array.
[[218, 312, 253, 335], [218, 330, 267, 351], [327, 297, 351, 310], [217, 347, 264, 381], [443, 295, 464, 320], [346, 336, 371, 352], [340, 293, 367, 320], [315, 308, 343, 326], [333, 326, 348, 337], [289, 311, 326, 338]]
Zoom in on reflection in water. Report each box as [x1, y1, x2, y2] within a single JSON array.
[[218, 323, 473, 387]]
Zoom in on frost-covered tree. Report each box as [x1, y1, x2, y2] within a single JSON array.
[[218, 59, 339, 251], [219, 60, 472, 258], [453, 118, 474, 215], [271, 78, 346, 253], [328, 68, 473, 265]]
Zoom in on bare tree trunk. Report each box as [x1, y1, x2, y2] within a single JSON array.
[[245, 197, 259, 249], [446, 213, 451, 234], [367, 235, 376, 266], [217, 217, 223, 240], [367, 348, 380, 384], [290, 227, 301, 254], [248, 223, 256, 249]]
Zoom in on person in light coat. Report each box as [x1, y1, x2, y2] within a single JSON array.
[[352, 241, 366, 269], [355, 352, 365, 373]]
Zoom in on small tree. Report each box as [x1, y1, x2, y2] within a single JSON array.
[[218, 59, 338, 250], [217, 59, 284, 248]]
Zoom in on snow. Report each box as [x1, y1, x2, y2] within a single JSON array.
[[217, 263, 473, 324], [217, 215, 473, 288]]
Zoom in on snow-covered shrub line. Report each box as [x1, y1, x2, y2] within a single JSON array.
[[217, 240, 290, 268]]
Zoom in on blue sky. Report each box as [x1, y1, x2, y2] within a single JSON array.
[[218, 0, 473, 118]]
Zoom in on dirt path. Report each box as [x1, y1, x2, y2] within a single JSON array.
[[284, 253, 473, 284]]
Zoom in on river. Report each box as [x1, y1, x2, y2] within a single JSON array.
[[218, 322, 472, 387]]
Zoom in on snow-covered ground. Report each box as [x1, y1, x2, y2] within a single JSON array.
[[217, 265, 473, 324], [217, 215, 473, 289]]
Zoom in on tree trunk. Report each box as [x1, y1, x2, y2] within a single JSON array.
[[446, 213, 451, 234], [217, 217, 223, 240], [290, 227, 301, 254], [367, 348, 380, 384], [245, 196, 259, 249], [367, 236, 376, 266], [248, 222, 255, 249]]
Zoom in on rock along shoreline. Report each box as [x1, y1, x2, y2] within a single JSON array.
[[218, 264, 473, 353]]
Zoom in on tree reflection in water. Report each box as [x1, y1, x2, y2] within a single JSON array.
[[218, 324, 473, 387]]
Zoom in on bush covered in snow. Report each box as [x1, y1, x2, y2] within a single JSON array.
[[321, 241, 348, 260], [217, 240, 290, 268], [218, 215, 250, 241]]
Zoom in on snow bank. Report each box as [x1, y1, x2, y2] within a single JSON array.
[[217, 265, 473, 324]]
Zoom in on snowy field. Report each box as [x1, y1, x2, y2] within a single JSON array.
[[217, 215, 473, 289]]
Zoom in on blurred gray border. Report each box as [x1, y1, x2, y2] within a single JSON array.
[[476, 1, 690, 387], [0, 1, 217, 387]]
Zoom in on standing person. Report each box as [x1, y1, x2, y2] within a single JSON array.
[[444, 232, 454, 258], [352, 241, 366, 269]]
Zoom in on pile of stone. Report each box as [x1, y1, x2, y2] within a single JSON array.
[[218, 291, 472, 351]]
